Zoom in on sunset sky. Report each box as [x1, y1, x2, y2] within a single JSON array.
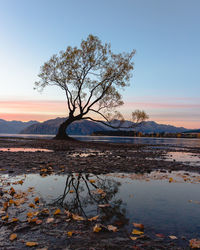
[[0, 0, 200, 129]]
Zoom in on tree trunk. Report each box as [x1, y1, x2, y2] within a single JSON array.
[[54, 117, 75, 140]]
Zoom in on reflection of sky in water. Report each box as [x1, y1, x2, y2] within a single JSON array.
[[0, 147, 53, 152], [1, 134, 200, 147], [2, 172, 200, 240], [165, 152, 200, 166]]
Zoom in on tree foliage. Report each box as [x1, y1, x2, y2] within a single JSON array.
[[35, 34, 148, 139]]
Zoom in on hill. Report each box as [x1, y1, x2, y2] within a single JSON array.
[[20, 117, 189, 135], [0, 119, 38, 134], [20, 117, 107, 135]]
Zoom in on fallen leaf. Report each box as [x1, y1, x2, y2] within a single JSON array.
[[29, 203, 35, 208], [169, 178, 173, 183], [27, 212, 34, 218], [98, 204, 110, 208], [130, 236, 138, 241], [190, 238, 200, 248], [26, 241, 38, 247], [93, 224, 102, 233], [156, 233, 165, 238], [133, 223, 144, 230], [11, 218, 19, 222], [2, 214, 9, 220], [72, 214, 84, 221], [89, 179, 95, 183], [88, 215, 99, 221], [107, 225, 118, 232], [9, 233, 17, 241], [36, 219, 42, 224], [132, 229, 144, 235], [54, 208, 61, 215], [34, 197, 39, 203], [18, 180, 23, 185], [46, 217, 54, 223], [169, 235, 178, 240], [67, 231, 73, 237], [69, 190, 74, 193]]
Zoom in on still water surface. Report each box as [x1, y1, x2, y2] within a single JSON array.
[[2, 171, 200, 240], [1, 133, 200, 147]]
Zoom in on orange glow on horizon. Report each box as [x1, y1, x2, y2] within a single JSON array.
[[0, 99, 199, 129]]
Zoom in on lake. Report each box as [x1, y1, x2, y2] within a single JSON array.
[[0, 133, 200, 148]]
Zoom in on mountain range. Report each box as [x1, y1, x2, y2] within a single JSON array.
[[0, 117, 195, 135], [0, 119, 38, 134]]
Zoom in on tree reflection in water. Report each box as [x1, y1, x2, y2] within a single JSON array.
[[52, 173, 129, 226]]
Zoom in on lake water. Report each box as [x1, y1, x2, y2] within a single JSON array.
[[1, 171, 200, 243], [0, 133, 200, 148]]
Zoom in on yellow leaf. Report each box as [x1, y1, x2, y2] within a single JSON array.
[[93, 224, 102, 233], [132, 229, 144, 235], [89, 179, 95, 183], [2, 214, 9, 220], [27, 212, 34, 218], [54, 208, 61, 215], [130, 236, 138, 240], [9, 199, 14, 205], [11, 218, 19, 222], [133, 223, 144, 230], [69, 190, 74, 193], [107, 225, 118, 232], [34, 197, 39, 203], [9, 233, 17, 241], [88, 215, 99, 221], [67, 231, 73, 237], [169, 178, 173, 183], [18, 180, 23, 185], [72, 214, 84, 221], [29, 203, 35, 208], [26, 242, 38, 247]]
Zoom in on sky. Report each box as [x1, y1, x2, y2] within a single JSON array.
[[0, 0, 200, 129]]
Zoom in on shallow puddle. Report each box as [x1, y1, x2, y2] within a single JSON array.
[[165, 151, 200, 167], [1, 171, 200, 241], [0, 147, 53, 152]]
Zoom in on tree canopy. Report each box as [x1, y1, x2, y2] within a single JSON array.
[[35, 34, 148, 139]]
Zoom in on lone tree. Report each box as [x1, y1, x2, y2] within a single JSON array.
[[35, 35, 148, 140]]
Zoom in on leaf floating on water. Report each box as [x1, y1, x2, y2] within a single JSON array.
[[107, 225, 118, 232], [26, 241, 39, 247], [93, 224, 102, 233], [189, 238, 200, 248], [133, 223, 144, 230], [89, 179, 96, 183], [46, 218, 54, 223], [169, 235, 178, 240], [88, 215, 99, 221], [72, 214, 84, 221], [132, 229, 144, 235], [9, 233, 17, 241], [54, 208, 61, 215]]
